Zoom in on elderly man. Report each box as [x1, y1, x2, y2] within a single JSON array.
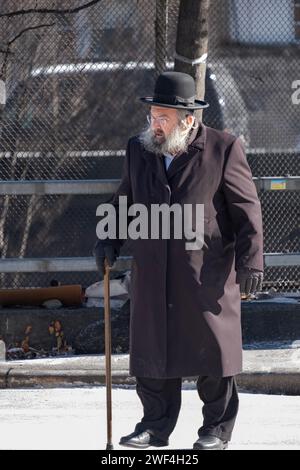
[[94, 72, 264, 450]]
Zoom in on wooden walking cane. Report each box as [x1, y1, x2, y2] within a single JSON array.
[[104, 258, 113, 450]]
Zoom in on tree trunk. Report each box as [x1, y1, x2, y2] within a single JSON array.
[[174, 0, 210, 120], [155, 0, 168, 76]]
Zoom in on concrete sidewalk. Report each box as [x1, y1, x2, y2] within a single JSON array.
[[1, 348, 300, 394]]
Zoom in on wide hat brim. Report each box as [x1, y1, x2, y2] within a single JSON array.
[[140, 96, 209, 110]]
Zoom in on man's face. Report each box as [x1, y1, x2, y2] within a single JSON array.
[[149, 106, 179, 143], [140, 105, 194, 156]]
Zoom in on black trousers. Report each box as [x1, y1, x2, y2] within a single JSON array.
[[134, 376, 239, 442]]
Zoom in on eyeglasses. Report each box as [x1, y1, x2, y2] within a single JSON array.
[[147, 114, 170, 127]]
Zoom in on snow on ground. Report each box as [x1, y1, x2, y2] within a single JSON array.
[[0, 386, 299, 450]]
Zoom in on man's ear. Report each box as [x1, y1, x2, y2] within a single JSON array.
[[186, 115, 195, 126]]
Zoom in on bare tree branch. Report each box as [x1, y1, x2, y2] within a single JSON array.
[[7, 23, 55, 46], [0, 0, 102, 18], [0, 23, 55, 79]]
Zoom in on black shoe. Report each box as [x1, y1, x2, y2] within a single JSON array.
[[119, 431, 169, 449], [193, 435, 228, 450]]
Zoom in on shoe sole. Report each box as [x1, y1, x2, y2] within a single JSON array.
[[119, 441, 169, 449], [119, 442, 151, 449], [193, 443, 228, 451]]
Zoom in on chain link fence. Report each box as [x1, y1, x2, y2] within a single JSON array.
[[0, 0, 299, 290]]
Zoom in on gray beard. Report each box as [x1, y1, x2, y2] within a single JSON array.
[[139, 124, 191, 156]]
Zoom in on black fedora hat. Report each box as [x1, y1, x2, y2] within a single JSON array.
[[140, 71, 209, 110]]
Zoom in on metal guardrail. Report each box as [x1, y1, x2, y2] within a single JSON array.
[[0, 177, 299, 195], [0, 179, 120, 195], [263, 253, 300, 267], [0, 257, 133, 272], [253, 176, 300, 191], [0, 253, 299, 273], [0, 178, 299, 272]]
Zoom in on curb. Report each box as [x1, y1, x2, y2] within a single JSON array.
[[236, 372, 300, 395], [1, 349, 300, 394], [1, 369, 300, 394]]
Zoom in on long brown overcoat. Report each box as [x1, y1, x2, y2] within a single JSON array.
[[110, 123, 264, 378]]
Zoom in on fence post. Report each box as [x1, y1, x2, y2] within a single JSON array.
[[0, 340, 6, 361]]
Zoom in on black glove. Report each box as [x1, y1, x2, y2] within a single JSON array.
[[93, 239, 120, 275], [236, 267, 263, 295]]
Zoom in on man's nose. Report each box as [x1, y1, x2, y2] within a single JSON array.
[[152, 119, 162, 130]]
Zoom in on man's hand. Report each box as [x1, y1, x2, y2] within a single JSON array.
[[93, 240, 119, 275], [236, 267, 263, 295]]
